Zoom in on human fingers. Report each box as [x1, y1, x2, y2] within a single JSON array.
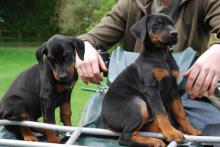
[[183, 68, 191, 78], [198, 72, 213, 97], [98, 54, 108, 73], [85, 62, 102, 84], [190, 69, 208, 98], [184, 65, 200, 93], [75, 53, 88, 84], [76, 41, 102, 84], [80, 65, 89, 84], [208, 74, 219, 96], [77, 65, 88, 84], [85, 63, 100, 83], [78, 60, 102, 85], [92, 60, 103, 84]]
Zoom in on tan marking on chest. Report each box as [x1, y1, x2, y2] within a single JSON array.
[[152, 68, 169, 81], [56, 85, 69, 93], [20, 113, 29, 120], [56, 81, 76, 93], [171, 70, 179, 84]]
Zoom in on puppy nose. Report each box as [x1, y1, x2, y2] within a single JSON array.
[[170, 31, 178, 38], [59, 73, 68, 81]]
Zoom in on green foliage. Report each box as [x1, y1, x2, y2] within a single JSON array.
[[56, 0, 99, 35], [0, 0, 117, 40], [86, 0, 117, 31], [56, 0, 117, 35], [0, 0, 57, 39]]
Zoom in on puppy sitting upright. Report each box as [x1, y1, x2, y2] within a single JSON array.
[[98, 14, 201, 146], [0, 35, 84, 143]]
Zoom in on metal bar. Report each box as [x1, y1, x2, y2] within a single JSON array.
[[167, 141, 178, 147], [66, 127, 82, 145], [81, 87, 98, 92], [0, 138, 86, 147], [184, 134, 220, 143], [0, 120, 120, 136], [140, 132, 220, 144], [0, 120, 74, 133], [1, 120, 220, 144]]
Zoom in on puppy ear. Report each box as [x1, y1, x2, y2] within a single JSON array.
[[36, 43, 47, 63], [130, 15, 148, 43], [70, 38, 85, 60]]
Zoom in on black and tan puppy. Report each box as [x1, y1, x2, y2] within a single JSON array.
[[0, 35, 84, 143], [98, 14, 201, 146]]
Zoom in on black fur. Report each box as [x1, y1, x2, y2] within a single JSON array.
[[0, 34, 85, 141], [97, 14, 200, 146]]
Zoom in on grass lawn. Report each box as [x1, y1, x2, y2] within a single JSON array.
[[0, 47, 103, 126]]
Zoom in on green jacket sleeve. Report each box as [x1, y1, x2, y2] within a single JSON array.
[[203, 0, 220, 40], [77, 0, 129, 50]]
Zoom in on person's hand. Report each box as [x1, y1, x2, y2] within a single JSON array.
[[76, 41, 107, 84], [184, 44, 220, 99]]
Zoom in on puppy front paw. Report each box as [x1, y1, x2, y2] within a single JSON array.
[[163, 127, 185, 143], [186, 128, 202, 136], [47, 136, 61, 143], [23, 135, 38, 142], [45, 130, 61, 143]]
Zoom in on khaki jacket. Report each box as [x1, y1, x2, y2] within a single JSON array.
[[78, 0, 220, 55]]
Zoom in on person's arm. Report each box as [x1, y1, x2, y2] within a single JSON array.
[[76, 0, 130, 84], [78, 0, 129, 50], [184, 0, 220, 98]]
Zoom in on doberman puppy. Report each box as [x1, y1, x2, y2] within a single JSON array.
[[0, 35, 84, 143], [98, 14, 201, 146]]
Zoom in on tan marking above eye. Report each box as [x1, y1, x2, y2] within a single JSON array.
[[56, 84, 69, 93], [157, 19, 163, 23], [152, 68, 169, 81]]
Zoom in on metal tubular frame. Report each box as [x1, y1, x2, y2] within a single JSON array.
[[0, 120, 220, 146], [0, 139, 85, 147]]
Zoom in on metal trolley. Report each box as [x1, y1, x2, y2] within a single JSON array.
[[1, 48, 220, 147], [0, 120, 220, 147]]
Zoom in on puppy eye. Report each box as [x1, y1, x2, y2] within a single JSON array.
[[154, 23, 161, 27]]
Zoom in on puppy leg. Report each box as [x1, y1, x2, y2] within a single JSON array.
[[21, 127, 38, 141], [119, 99, 165, 147], [60, 101, 72, 126], [171, 97, 202, 136], [44, 130, 61, 143], [44, 100, 72, 143], [154, 114, 185, 143], [141, 120, 160, 133], [42, 103, 61, 143], [131, 132, 165, 147], [144, 88, 185, 143], [19, 113, 38, 141], [42, 116, 61, 143]]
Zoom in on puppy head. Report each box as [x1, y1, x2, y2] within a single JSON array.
[[36, 34, 85, 83], [130, 13, 178, 49]]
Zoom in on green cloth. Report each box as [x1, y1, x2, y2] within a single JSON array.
[[78, 0, 220, 55]]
